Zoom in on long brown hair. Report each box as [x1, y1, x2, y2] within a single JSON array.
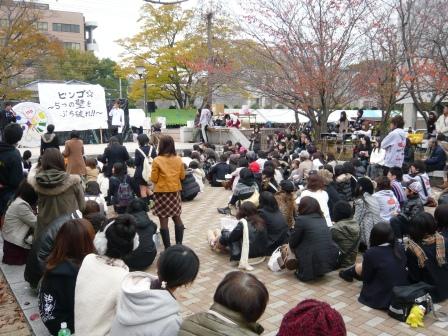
[[46, 219, 95, 271], [41, 148, 65, 171], [298, 196, 323, 217], [236, 201, 265, 230], [158, 135, 176, 156]]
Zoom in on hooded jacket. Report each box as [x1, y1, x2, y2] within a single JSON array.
[[372, 190, 400, 222], [179, 303, 264, 336], [40, 133, 60, 155], [331, 218, 360, 268], [39, 260, 79, 336], [381, 128, 407, 168], [122, 211, 157, 271], [110, 272, 181, 336], [354, 193, 382, 246], [2, 197, 36, 249], [28, 169, 85, 238], [335, 174, 356, 202], [0, 142, 23, 214]]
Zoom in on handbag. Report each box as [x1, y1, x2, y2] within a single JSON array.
[[268, 246, 283, 272], [388, 282, 434, 322], [240, 190, 260, 207], [280, 244, 298, 270]]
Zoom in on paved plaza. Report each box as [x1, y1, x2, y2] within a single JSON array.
[[1, 185, 448, 335]]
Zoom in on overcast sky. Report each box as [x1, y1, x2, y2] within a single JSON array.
[[38, 0, 240, 62]]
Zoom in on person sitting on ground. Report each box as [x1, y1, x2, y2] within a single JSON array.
[[75, 215, 137, 336], [318, 168, 341, 222], [255, 151, 267, 171], [182, 149, 193, 167], [354, 177, 382, 249], [22, 150, 32, 173], [289, 197, 339, 282], [179, 271, 268, 336], [264, 160, 283, 185], [425, 136, 447, 172], [189, 160, 205, 192], [261, 165, 279, 193], [258, 192, 288, 255], [85, 158, 99, 183], [28, 148, 85, 239], [108, 162, 136, 214], [100, 136, 130, 177], [326, 153, 337, 170], [288, 159, 301, 184], [85, 181, 108, 216], [373, 176, 400, 222], [275, 180, 297, 229], [229, 157, 248, 192], [339, 222, 408, 310], [39, 219, 95, 336], [123, 198, 157, 271], [209, 153, 232, 187], [217, 168, 259, 215], [434, 204, 448, 238], [181, 165, 201, 201], [334, 165, 356, 202], [331, 201, 360, 268], [390, 181, 424, 239], [407, 212, 448, 302], [296, 150, 313, 184], [1, 180, 37, 265], [351, 158, 366, 179], [40, 124, 60, 155], [277, 299, 346, 336], [111, 245, 199, 336], [409, 160, 433, 206], [387, 166, 407, 207], [299, 174, 332, 227], [216, 202, 268, 267]]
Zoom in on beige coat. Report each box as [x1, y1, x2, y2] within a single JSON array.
[[63, 138, 86, 175], [1, 197, 36, 249]]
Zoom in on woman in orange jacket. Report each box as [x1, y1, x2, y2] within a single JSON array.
[[151, 135, 185, 248]]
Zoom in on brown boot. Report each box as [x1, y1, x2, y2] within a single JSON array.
[[436, 181, 448, 189]]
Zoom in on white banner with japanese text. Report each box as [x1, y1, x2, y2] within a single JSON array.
[[38, 83, 108, 131]]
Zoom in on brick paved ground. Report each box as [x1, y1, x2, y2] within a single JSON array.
[[2, 184, 448, 335]]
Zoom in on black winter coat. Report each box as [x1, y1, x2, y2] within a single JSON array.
[[181, 171, 200, 201], [209, 162, 231, 187], [258, 208, 288, 255], [326, 182, 342, 220], [101, 144, 130, 177], [39, 261, 78, 335], [0, 142, 24, 215], [289, 214, 338, 282], [134, 145, 156, 186], [40, 133, 60, 155], [123, 211, 157, 271], [359, 245, 408, 309], [407, 239, 448, 303], [221, 220, 268, 261], [25, 212, 80, 288]]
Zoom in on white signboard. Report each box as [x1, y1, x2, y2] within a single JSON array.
[[38, 83, 108, 131], [129, 109, 145, 128], [14, 102, 53, 148]]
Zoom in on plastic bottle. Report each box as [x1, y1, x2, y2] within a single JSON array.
[[58, 322, 71, 336]]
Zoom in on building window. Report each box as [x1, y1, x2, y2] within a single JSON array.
[[63, 42, 81, 50], [52, 23, 80, 33], [34, 22, 48, 31]]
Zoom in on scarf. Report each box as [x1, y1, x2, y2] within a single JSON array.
[[408, 233, 446, 268], [238, 218, 254, 271]]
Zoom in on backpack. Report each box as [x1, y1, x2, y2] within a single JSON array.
[[114, 176, 134, 207], [137, 147, 152, 183]]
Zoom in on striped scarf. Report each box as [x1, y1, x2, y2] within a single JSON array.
[[408, 233, 446, 268]]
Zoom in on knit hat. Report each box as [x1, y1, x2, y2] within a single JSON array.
[[280, 180, 295, 192], [278, 299, 346, 336], [299, 150, 310, 159], [249, 161, 260, 174], [408, 181, 422, 194]]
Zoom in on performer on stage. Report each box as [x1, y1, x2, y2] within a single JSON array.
[[109, 100, 124, 137]]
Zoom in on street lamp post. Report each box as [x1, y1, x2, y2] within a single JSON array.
[[136, 66, 147, 116]]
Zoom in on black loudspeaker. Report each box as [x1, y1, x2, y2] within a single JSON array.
[[147, 101, 156, 113]]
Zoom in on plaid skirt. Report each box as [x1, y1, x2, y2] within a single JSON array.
[[153, 192, 182, 218]]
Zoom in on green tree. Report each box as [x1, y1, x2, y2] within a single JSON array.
[[117, 4, 237, 109]]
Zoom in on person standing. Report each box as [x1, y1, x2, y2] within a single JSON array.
[[134, 134, 156, 202], [427, 111, 437, 139], [192, 109, 202, 142], [101, 136, 130, 177], [0, 123, 24, 217], [337, 111, 350, 134], [199, 104, 212, 143], [151, 135, 185, 248], [0, 102, 16, 141], [63, 130, 86, 176], [109, 100, 125, 138], [40, 124, 60, 155], [435, 106, 448, 137], [381, 115, 407, 173]]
